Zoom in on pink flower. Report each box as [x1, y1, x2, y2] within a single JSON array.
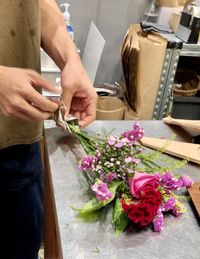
[[125, 157, 133, 163], [129, 172, 159, 198], [162, 197, 176, 212], [153, 208, 164, 232], [79, 156, 97, 171], [180, 175, 194, 187], [107, 136, 116, 145], [159, 171, 182, 190], [106, 172, 117, 182], [91, 180, 113, 201], [122, 122, 144, 143]]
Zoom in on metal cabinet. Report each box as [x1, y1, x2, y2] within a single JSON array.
[[152, 34, 200, 120]]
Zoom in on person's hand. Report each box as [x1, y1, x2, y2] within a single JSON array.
[[0, 66, 59, 122], [61, 57, 98, 128]]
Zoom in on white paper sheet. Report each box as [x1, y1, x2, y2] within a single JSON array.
[[81, 22, 105, 84]]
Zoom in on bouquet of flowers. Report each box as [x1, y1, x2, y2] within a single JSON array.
[[69, 121, 194, 233]]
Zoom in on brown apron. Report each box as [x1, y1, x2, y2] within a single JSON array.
[[0, 0, 42, 149]]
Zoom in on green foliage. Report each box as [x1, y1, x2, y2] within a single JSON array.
[[72, 181, 123, 217], [113, 198, 129, 234]]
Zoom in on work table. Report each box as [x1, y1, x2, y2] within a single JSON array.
[[43, 120, 200, 259]]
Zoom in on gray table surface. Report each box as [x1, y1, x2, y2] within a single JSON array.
[[44, 120, 200, 259]]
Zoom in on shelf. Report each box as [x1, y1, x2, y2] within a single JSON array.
[[180, 43, 200, 57]]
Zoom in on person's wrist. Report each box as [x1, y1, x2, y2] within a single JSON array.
[[60, 52, 81, 71]]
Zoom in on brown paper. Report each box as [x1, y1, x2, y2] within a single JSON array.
[[121, 25, 167, 119], [178, 0, 188, 6], [121, 25, 140, 111], [141, 136, 200, 164], [163, 116, 200, 134], [123, 104, 138, 120], [136, 33, 167, 119], [156, 0, 179, 7]]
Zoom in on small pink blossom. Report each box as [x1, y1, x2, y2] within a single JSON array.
[[106, 172, 117, 182], [125, 157, 133, 163], [153, 208, 164, 232], [108, 136, 116, 145], [123, 122, 144, 143], [114, 141, 125, 148], [79, 156, 97, 171], [158, 171, 182, 190], [162, 197, 176, 212], [91, 180, 113, 201], [180, 175, 194, 187]]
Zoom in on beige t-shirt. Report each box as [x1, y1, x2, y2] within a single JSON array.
[[0, 0, 42, 149]]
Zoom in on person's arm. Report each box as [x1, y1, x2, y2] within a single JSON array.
[[40, 0, 98, 127]]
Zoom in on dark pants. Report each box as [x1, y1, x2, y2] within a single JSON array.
[[0, 142, 44, 259]]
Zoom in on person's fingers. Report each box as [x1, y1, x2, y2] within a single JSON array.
[[13, 98, 53, 120], [74, 110, 81, 120], [24, 103, 52, 120], [61, 90, 73, 118], [29, 70, 60, 94], [23, 87, 59, 113], [80, 111, 87, 120], [79, 102, 96, 128]]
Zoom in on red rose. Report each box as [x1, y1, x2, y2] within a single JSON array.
[[121, 200, 158, 228], [141, 187, 162, 207], [129, 172, 159, 198], [121, 187, 162, 229]]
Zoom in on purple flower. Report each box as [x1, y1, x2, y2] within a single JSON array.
[[162, 197, 176, 212], [160, 171, 182, 190], [155, 173, 162, 181], [153, 208, 164, 232], [91, 180, 113, 201], [172, 201, 185, 217], [106, 172, 117, 182], [180, 175, 194, 187], [123, 122, 144, 143], [79, 156, 97, 171], [113, 137, 127, 148]]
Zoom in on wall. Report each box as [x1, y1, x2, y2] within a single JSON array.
[[56, 0, 151, 84]]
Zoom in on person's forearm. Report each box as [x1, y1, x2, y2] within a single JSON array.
[[40, 0, 79, 70]]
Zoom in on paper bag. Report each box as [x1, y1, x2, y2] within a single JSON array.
[[178, 0, 188, 6], [136, 33, 167, 119], [121, 25, 140, 112], [156, 0, 179, 7], [123, 103, 138, 120], [121, 25, 167, 119]]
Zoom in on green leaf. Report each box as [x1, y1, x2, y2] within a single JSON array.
[[72, 180, 123, 217], [112, 198, 129, 235]]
